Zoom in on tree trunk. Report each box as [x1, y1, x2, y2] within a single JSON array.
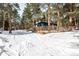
[[24, 21, 26, 30], [3, 11, 5, 31], [32, 18, 35, 31], [48, 4, 51, 32], [69, 16, 73, 31], [57, 11, 62, 31], [68, 3, 75, 31], [14, 20, 16, 30], [8, 13, 12, 33]]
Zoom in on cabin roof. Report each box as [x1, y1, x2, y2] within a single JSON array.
[[35, 21, 57, 26]]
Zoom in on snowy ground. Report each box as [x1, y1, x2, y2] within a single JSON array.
[[0, 30, 79, 56]]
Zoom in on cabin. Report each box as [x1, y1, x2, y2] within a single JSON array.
[[34, 21, 57, 32]]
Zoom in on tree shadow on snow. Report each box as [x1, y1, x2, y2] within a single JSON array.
[[11, 31, 32, 35], [1, 30, 33, 35]]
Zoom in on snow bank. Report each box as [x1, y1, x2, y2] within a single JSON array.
[[0, 30, 79, 56]]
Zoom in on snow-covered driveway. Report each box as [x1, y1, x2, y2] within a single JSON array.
[[0, 30, 79, 56]]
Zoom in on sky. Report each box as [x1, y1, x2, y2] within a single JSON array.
[[18, 3, 26, 18]]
